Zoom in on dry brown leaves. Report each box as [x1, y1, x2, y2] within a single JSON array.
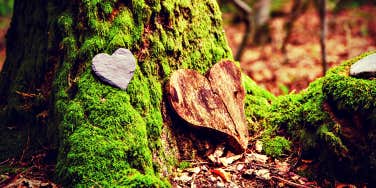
[[171, 141, 319, 188]]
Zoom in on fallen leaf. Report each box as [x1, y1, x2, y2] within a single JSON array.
[[243, 168, 255, 179], [213, 145, 225, 158], [301, 159, 313, 164], [255, 140, 263, 153], [335, 183, 357, 188], [210, 168, 231, 182], [208, 154, 217, 163], [275, 159, 290, 174], [236, 164, 245, 171], [216, 181, 225, 188], [254, 169, 271, 180], [246, 152, 268, 163], [36, 110, 48, 119], [290, 173, 301, 181], [208, 145, 225, 163], [173, 172, 192, 183], [201, 165, 208, 172], [218, 154, 242, 166], [185, 166, 200, 174]]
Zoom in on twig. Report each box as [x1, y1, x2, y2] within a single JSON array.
[[319, 0, 327, 75], [344, 20, 352, 58], [15, 91, 38, 98], [289, 145, 302, 171], [229, 0, 255, 61], [190, 161, 210, 166], [230, 0, 252, 14], [20, 132, 30, 162], [272, 175, 313, 188], [282, 0, 304, 55], [0, 159, 10, 166]]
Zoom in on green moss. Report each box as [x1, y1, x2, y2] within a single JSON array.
[[57, 14, 73, 34], [242, 74, 275, 132], [262, 136, 291, 158], [178, 161, 191, 169], [242, 74, 275, 100], [323, 51, 376, 113], [248, 51, 376, 182], [317, 125, 348, 157]]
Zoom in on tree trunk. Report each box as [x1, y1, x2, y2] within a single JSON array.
[[0, 0, 375, 186], [0, 0, 233, 186]]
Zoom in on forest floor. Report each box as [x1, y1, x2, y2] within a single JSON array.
[[0, 3, 375, 188], [224, 4, 376, 95]]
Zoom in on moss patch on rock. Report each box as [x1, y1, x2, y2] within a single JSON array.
[[243, 51, 376, 182], [321, 51, 376, 182]]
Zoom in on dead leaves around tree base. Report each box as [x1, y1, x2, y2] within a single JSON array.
[[166, 60, 249, 153]]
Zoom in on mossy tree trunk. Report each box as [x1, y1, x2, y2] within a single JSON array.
[[0, 0, 375, 186], [0, 0, 233, 186]]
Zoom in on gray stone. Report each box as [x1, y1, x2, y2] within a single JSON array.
[[92, 48, 136, 90], [350, 53, 376, 79]]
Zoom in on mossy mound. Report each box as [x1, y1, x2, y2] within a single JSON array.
[[244, 51, 375, 183], [322, 51, 376, 182]]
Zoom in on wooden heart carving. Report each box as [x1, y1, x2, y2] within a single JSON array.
[[167, 60, 248, 153], [92, 48, 136, 90]]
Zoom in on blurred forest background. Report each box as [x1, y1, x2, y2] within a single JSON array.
[[0, 0, 374, 95]]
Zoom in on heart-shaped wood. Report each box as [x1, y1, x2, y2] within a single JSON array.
[[167, 60, 248, 153], [92, 48, 136, 90]]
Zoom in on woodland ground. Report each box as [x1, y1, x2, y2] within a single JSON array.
[[0, 3, 375, 187], [224, 4, 376, 95]]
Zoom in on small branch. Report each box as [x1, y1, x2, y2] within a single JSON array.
[[235, 16, 254, 61], [229, 0, 254, 61], [230, 0, 252, 15], [19, 132, 30, 162], [0, 159, 10, 166], [319, 0, 327, 75], [272, 175, 314, 188], [281, 0, 306, 55]]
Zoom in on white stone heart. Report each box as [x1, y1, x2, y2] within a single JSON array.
[[92, 48, 136, 90]]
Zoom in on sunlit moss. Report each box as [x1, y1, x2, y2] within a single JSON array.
[[262, 136, 291, 158]]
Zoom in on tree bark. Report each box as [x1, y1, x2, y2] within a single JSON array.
[[0, 0, 375, 186]]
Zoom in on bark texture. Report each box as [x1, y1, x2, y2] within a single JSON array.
[[167, 60, 248, 153]]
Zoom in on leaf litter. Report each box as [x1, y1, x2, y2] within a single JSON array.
[[172, 139, 320, 188]]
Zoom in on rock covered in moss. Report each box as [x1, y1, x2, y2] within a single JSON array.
[[349, 53, 376, 79], [321, 51, 376, 183]]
